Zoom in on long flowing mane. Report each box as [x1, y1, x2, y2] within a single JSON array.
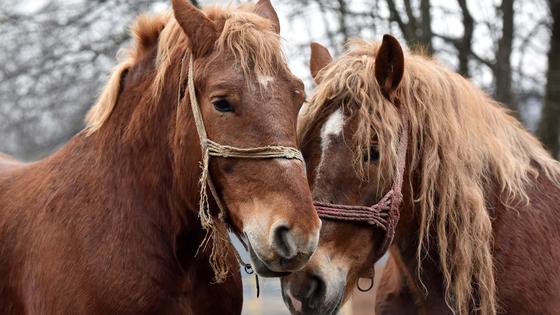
[[85, 4, 287, 133], [299, 40, 560, 315]]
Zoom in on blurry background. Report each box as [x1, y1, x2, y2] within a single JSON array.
[[1, 0, 558, 313]]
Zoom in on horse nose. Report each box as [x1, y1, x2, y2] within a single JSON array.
[[271, 224, 297, 259], [305, 275, 326, 309]]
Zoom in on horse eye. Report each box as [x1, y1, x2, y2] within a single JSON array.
[[212, 98, 234, 113], [363, 145, 380, 162]]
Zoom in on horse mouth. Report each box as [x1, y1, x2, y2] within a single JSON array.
[[284, 304, 340, 315], [280, 279, 342, 315], [248, 245, 291, 277]]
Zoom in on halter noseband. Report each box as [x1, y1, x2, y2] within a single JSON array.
[[314, 112, 409, 267]]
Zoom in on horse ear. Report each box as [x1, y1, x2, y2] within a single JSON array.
[[310, 42, 333, 84], [172, 0, 218, 58], [375, 34, 404, 100], [254, 0, 280, 34]]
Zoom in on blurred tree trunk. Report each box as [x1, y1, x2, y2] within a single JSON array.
[[386, 0, 433, 54], [495, 0, 516, 112], [336, 0, 350, 44], [538, 0, 560, 158], [419, 0, 433, 54], [457, 0, 473, 77], [306, 0, 352, 54], [0, 0, 154, 159], [432, 0, 477, 77]]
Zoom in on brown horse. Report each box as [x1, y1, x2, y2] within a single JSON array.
[[282, 35, 560, 315], [0, 1, 321, 314]]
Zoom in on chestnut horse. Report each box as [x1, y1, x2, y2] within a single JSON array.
[[0, 1, 321, 314], [282, 35, 560, 315]]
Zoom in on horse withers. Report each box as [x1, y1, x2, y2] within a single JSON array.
[[282, 35, 560, 315], [0, 1, 321, 314]]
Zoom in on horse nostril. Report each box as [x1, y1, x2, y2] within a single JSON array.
[[271, 224, 297, 260], [307, 275, 326, 309]]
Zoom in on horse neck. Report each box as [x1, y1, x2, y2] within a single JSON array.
[[57, 58, 204, 241]]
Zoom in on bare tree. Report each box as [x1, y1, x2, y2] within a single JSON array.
[[386, 0, 433, 53], [429, 0, 518, 113], [538, 0, 560, 158], [431, 0, 474, 77], [0, 0, 158, 160], [456, 0, 474, 77], [495, 0, 515, 111]]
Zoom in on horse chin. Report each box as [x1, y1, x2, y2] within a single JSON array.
[[244, 229, 314, 276], [248, 245, 291, 277], [284, 300, 342, 315], [280, 279, 343, 315]]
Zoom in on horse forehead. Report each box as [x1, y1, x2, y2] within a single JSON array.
[[320, 109, 345, 148]]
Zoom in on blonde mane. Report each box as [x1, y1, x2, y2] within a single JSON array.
[[299, 39, 560, 315], [85, 3, 287, 133]]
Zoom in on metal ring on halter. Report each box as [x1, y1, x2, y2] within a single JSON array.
[[244, 263, 255, 275], [357, 276, 375, 292]]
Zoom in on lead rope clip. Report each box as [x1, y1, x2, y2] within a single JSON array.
[[242, 263, 260, 298]]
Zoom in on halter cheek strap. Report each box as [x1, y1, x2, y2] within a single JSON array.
[[179, 51, 305, 283]]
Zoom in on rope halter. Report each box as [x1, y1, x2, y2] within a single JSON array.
[[179, 51, 305, 282], [314, 113, 409, 290]]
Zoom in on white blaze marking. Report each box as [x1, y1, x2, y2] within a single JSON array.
[[257, 75, 274, 88], [315, 109, 346, 184], [320, 109, 345, 149]]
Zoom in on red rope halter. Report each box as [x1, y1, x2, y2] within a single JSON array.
[[314, 114, 409, 261]]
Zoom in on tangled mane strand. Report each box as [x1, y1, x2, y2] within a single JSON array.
[[84, 13, 169, 134], [84, 60, 133, 135], [154, 4, 288, 99], [299, 39, 560, 315], [86, 3, 287, 132]]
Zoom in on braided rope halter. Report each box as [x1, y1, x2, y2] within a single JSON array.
[[179, 52, 305, 285], [314, 113, 409, 291]]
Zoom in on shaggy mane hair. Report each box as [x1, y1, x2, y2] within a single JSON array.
[[85, 3, 287, 133], [299, 39, 560, 315]]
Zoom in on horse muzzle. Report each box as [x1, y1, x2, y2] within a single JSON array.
[[281, 271, 343, 315], [244, 220, 319, 276]]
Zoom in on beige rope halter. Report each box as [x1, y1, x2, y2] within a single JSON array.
[[178, 52, 305, 282]]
